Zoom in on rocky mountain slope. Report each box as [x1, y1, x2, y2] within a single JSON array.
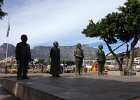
[[0, 43, 98, 60]]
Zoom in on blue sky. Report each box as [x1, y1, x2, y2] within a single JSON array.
[[1, 0, 139, 54]]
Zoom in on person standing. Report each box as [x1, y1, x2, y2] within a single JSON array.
[[74, 43, 84, 75], [97, 44, 106, 75], [15, 34, 31, 80], [50, 41, 61, 77]]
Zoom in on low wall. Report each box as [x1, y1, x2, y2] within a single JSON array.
[[136, 72, 140, 77], [108, 71, 124, 76], [2, 79, 64, 100]]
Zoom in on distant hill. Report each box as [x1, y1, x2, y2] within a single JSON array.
[[106, 47, 140, 60], [31, 44, 98, 60], [0, 43, 98, 61], [134, 47, 140, 57], [0, 43, 16, 60]]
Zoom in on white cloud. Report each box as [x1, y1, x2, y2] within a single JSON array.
[[0, 0, 126, 47]]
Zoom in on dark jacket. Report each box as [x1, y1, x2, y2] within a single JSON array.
[[15, 42, 31, 61]]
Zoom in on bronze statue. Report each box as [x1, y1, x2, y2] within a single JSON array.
[[50, 41, 61, 77], [74, 43, 84, 75], [15, 34, 31, 80], [97, 44, 106, 75]]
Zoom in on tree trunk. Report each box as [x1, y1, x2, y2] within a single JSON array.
[[104, 40, 123, 71], [127, 44, 134, 71], [126, 34, 140, 74], [124, 43, 129, 75]]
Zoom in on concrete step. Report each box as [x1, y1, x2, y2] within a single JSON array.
[[2, 74, 140, 100], [2, 77, 94, 100]]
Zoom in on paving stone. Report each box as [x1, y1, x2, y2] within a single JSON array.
[[2, 73, 140, 100]]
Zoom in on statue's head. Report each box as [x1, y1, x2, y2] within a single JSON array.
[[21, 34, 27, 43], [76, 43, 81, 49], [53, 41, 59, 47], [98, 44, 103, 50]]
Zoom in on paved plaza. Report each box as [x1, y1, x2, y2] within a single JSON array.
[[1, 73, 140, 100]]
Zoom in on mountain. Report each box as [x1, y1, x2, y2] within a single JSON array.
[[0, 43, 16, 60], [0, 43, 98, 60], [31, 45, 140, 60], [134, 47, 140, 57], [106, 47, 140, 60], [31, 46, 51, 59], [31, 44, 98, 60]]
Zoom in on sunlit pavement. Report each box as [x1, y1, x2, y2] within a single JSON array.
[[1, 72, 140, 100]]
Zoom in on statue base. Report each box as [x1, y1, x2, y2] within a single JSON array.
[[136, 72, 140, 77], [108, 71, 124, 76]]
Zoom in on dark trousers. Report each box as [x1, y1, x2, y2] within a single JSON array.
[[17, 61, 28, 78], [98, 61, 104, 75], [75, 61, 82, 75]]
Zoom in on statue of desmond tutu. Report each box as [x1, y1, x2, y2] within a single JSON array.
[[74, 43, 84, 75], [15, 34, 31, 80], [50, 41, 61, 77], [97, 44, 106, 75]]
